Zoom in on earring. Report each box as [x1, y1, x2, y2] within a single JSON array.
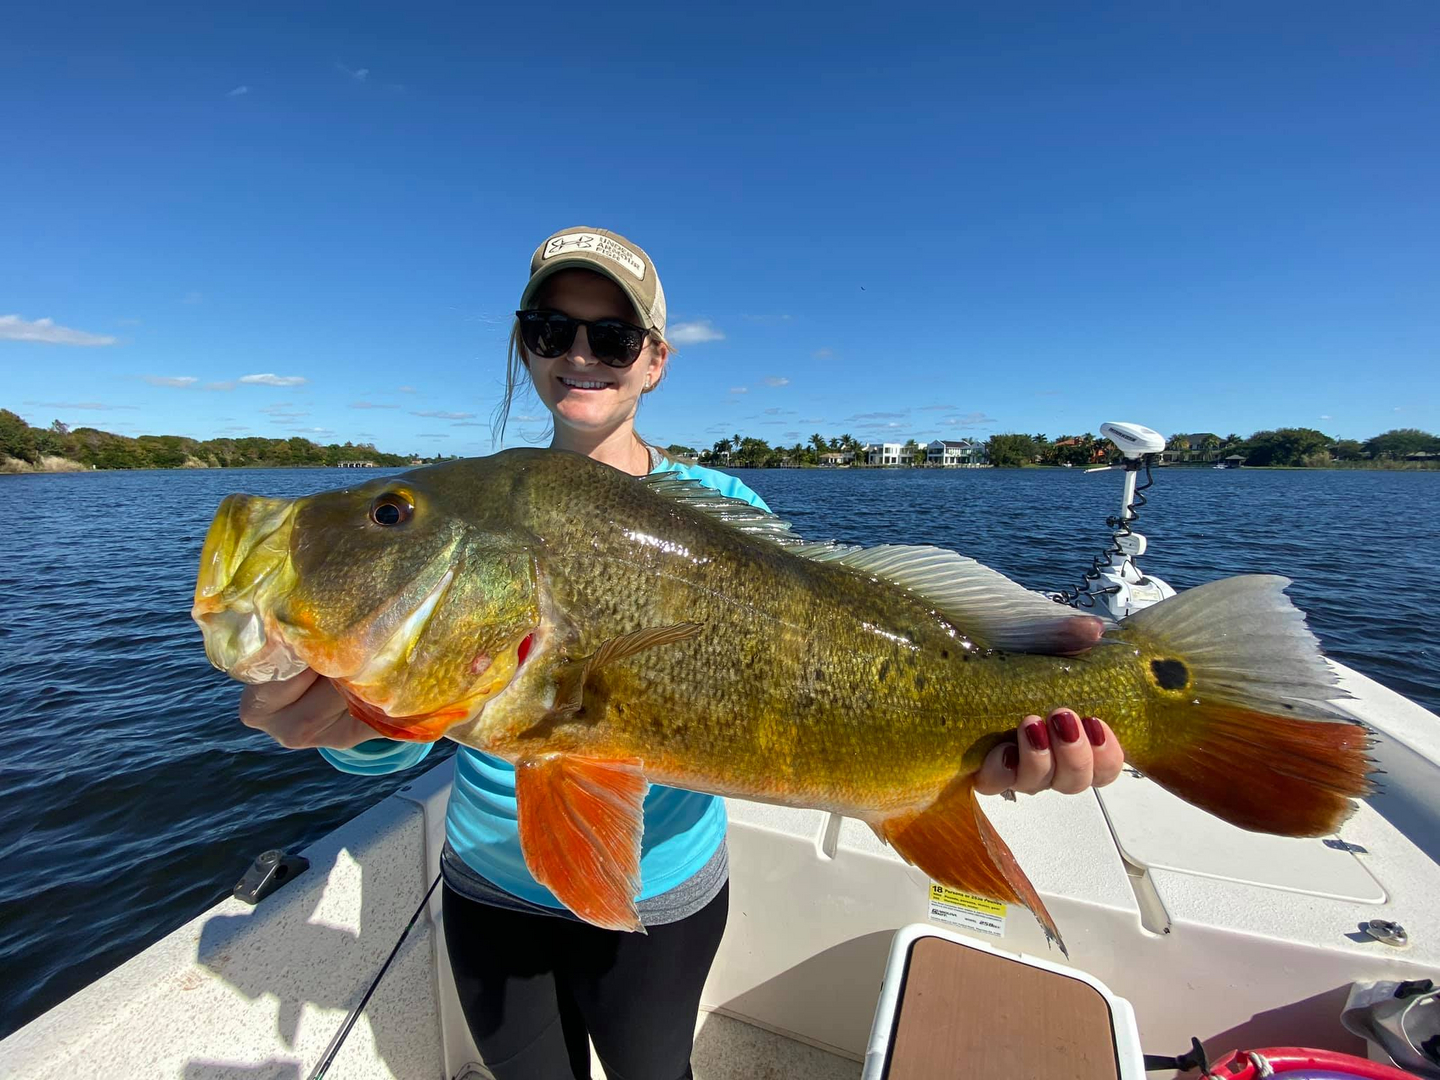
[[643, 378, 652, 391]]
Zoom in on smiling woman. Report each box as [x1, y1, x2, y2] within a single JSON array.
[[232, 226, 1126, 1080], [494, 229, 676, 472]]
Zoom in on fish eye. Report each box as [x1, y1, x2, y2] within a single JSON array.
[[370, 492, 413, 526]]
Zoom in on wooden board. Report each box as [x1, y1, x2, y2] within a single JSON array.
[[884, 936, 1120, 1080]]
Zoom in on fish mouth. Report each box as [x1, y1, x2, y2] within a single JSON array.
[[192, 494, 307, 684]]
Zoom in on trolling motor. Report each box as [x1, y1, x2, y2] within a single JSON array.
[[1052, 421, 1176, 620]]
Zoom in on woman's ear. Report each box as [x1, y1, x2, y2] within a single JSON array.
[[644, 342, 669, 392]]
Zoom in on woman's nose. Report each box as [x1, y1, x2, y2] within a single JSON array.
[[567, 326, 598, 365]]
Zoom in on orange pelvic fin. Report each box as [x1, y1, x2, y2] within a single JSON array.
[[874, 775, 1064, 954], [1129, 704, 1373, 836], [515, 753, 650, 932], [334, 682, 457, 742], [553, 622, 703, 717]]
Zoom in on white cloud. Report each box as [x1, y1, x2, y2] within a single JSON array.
[[337, 63, 370, 81], [241, 373, 308, 387], [226, 85, 250, 98], [31, 400, 137, 410], [668, 321, 725, 345], [398, 386, 417, 393], [350, 401, 398, 409], [812, 348, 833, 359], [763, 376, 790, 387], [182, 291, 204, 305], [942, 412, 996, 428], [412, 409, 475, 420], [729, 387, 748, 394], [145, 376, 197, 388], [918, 403, 955, 412], [513, 414, 548, 423], [452, 421, 486, 427], [1320, 414, 1333, 420], [419, 433, 450, 439], [0, 315, 118, 346]]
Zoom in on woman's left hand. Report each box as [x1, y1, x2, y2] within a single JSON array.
[[974, 709, 1125, 796]]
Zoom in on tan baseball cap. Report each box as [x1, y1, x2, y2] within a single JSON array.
[[519, 227, 668, 335]]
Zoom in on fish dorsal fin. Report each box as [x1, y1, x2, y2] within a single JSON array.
[[641, 477, 1104, 654], [640, 476, 806, 545], [811, 544, 1108, 655]]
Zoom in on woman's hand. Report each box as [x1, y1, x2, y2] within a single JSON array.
[[974, 709, 1124, 796], [239, 668, 378, 750]]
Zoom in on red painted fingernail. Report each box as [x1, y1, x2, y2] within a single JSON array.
[[1082, 716, 1105, 746], [1024, 720, 1050, 752], [1002, 744, 1019, 772], [1051, 710, 1081, 744]]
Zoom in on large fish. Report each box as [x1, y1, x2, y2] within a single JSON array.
[[192, 449, 1371, 947]]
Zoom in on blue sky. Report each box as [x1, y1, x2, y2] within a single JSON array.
[[3, 1, 1436, 456]]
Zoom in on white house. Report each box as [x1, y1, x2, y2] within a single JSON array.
[[865, 442, 908, 466], [926, 439, 986, 467]]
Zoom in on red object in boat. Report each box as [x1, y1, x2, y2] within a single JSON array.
[[1204, 1046, 1417, 1079]]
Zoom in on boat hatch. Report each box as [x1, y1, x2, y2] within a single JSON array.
[[1095, 772, 1385, 903]]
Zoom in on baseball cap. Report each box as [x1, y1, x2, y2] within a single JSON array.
[[519, 227, 668, 335]]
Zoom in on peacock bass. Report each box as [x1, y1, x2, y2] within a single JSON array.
[[192, 449, 1372, 949]]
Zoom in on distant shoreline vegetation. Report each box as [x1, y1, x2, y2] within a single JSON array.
[[674, 428, 1440, 470], [3, 409, 1436, 473], [0, 409, 439, 473]]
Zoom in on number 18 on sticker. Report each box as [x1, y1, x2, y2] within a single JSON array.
[[928, 884, 1007, 937]]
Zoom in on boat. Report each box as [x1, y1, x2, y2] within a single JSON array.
[[3, 422, 1436, 1080]]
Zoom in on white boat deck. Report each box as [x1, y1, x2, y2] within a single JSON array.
[[3, 659, 1437, 1079]]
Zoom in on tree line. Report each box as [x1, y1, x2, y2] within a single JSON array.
[[676, 427, 1439, 469], [0, 409, 414, 470]]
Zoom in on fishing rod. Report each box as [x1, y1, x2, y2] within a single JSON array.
[[306, 872, 443, 1080]]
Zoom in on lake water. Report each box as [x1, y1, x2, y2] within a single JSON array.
[[2, 464, 1438, 1038]]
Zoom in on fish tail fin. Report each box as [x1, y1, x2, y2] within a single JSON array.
[[1116, 575, 1374, 836], [874, 775, 1066, 955]]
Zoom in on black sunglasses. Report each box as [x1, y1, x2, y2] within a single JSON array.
[[515, 309, 649, 368]]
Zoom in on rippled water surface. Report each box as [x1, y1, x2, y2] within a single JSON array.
[[1, 464, 1437, 1037]]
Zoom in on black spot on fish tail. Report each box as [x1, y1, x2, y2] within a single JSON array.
[[814, 668, 825, 682], [914, 673, 927, 691], [1150, 658, 1189, 690], [879, 658, 892, 680], [941, 649, 949, 660]]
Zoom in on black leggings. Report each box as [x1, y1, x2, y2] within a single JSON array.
[[442, 882, 729, 1080]]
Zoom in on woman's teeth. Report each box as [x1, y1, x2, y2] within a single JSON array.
[[559, 377, 611, 390]]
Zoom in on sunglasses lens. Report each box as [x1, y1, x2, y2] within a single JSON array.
[[519, 312, 575, 358], [588, 321, 646, 367]]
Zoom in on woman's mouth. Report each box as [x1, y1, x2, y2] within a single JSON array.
[[557, 376, 613, 391]]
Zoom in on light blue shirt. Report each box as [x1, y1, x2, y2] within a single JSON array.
[[320, 457, 770, 908]]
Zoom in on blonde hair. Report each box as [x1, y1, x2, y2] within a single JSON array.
[[491, 317, 673, 446]]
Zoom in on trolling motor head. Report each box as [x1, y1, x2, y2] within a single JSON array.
[[1099, 421, 1166, 459], [1055, 421, 1176, 619]]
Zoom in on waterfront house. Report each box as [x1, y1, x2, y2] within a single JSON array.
[[865, 442, 909, 466], [925, 440, 986, 467]]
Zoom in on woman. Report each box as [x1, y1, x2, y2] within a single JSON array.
[[239, 226, 1126, 1080]]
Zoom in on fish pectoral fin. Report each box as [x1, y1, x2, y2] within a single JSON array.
[[874, 775, 1066, 954], [553, 622, 704, 715], [514, 753, 650, 933]]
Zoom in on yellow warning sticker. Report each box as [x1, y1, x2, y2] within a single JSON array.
[[927, 884, 1007, 937]]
